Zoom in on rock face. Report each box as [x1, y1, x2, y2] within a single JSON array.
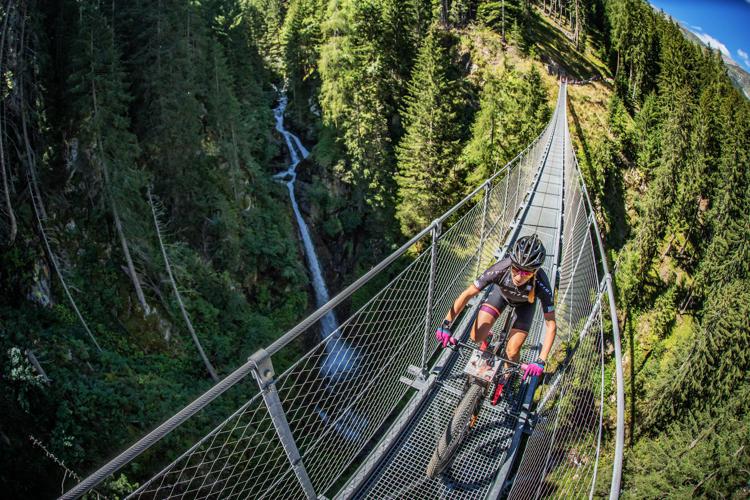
[[27, 260, 52, 308]]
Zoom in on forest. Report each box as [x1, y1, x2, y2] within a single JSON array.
[[0, 0, 748, 497]]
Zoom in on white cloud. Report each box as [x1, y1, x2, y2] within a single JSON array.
[[690, 24, 703, 32], [692, 31, 732, 59], [738, 49, 750, 69]]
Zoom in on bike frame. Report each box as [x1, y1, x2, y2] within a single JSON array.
[[451, 305, 526, 394]]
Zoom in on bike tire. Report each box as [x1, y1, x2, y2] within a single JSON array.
[[426, 383, 483, 478]]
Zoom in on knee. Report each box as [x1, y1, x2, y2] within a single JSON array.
[[505, 329, 528, 359], [471, 310, 497, 342], [505, 344, 521, 359], [470, 328, 480, 342]]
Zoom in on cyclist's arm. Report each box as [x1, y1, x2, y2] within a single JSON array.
[[539, 317, 556, 362], [536, 269, 557, 362], [444, 284, 481, 325]]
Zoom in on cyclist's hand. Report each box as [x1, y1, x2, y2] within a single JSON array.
[[435, 324, 457, 348], [523, 359, 545, 380]]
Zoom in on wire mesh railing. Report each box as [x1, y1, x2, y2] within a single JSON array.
[[507, 85, 624, 500], [61, 92, 558, 500]]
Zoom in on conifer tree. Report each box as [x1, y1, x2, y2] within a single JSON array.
[[395, 26, 462, 235], [634, 85, 692, 282], [626, 382, 750, 497], [632, 92, 661, 178], [124, 0, 214, 242], [461, 64, 549, 189], [668, 84, 721, 266], [695, 93, 750, 292], [282, 0, 325, 125], [645, 280, 750, 427], [68, 0, 153, 315], [318, 0, 395, 215], [521, 65, 550, 140]]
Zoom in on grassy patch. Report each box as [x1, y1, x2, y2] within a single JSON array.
[[526, 8, 609, 79]]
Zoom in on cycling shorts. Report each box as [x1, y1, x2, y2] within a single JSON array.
[[481, 285, 536, 333]]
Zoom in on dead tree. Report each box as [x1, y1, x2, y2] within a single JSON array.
[[148, 187, 219, 382]]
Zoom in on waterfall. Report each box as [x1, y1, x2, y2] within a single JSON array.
[[273, 92, 359, 386], [273, 94, 338, 336]]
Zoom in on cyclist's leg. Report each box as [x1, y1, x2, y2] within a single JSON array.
[[471, 286, 507, 347], [505, 303, 534, 362], [505, 329, 528, 363]]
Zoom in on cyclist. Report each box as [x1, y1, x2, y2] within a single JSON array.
[[435, 234, 556, 380]]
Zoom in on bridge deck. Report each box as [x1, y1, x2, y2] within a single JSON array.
[[344, 96, 567, 500]]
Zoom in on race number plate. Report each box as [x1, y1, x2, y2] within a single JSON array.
[[463, 350, 500, 383]]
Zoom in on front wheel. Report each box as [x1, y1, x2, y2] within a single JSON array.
[[426, 383, 483, 478]]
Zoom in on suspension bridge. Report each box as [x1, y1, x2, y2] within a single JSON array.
[[61, 82, 625, 500]]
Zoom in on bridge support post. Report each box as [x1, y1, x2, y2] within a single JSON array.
[[502, 162, 511, 228], [249, 349, 318, 499], [516, 148, 522, 208], [421, 223, 442, 372], [475, 181, 491, 276]]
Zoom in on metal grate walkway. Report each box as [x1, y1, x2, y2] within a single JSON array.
[[341, 89, 568, 500]]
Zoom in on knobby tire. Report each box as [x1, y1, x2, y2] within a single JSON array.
[[426, 383, 483, 478]]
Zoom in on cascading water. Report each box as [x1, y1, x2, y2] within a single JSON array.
[[273, 93, 359, 387]]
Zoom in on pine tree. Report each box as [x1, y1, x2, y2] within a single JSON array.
[[318, 0, 395, 215], [634, 85, 692, 282], [644, 280, 750, 427], [461, 64, 548, 187], [626, 382, 750, 497], [124, 0, 217, 242], [282, 0, 325, 125], [632, 92, 661, 179], [695, 92, 750, 292], [668, 84, 722, 268], [68, 0, 153, 315], [395, 25, 463, 236], [520, 65, 550, 142]]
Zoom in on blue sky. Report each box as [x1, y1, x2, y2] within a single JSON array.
[[649, 0, 750, 72]]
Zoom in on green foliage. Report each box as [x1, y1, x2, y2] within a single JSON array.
[[580, 1, 750, 494], [318, 0, 406, 202], [4, 0, 747, 496], [643, 280, 750, 428], [0, 0, 312, 495], [624, 383, 750, 498], [394, 25, 465, 235], [462, 63, 550, 186], [281, 0, 326, 126]]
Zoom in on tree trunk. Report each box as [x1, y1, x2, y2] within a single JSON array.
[[660, 233, 675, 260], [148, 187, 219, 382], [88, 26, 151, 316], [440, 0, 449, 26], [0, 0, 17, 245], [106, 167, 152, 316]]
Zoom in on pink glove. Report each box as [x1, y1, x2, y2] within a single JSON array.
[[523, 359, 545, 380], [435, 325, 456, 348]]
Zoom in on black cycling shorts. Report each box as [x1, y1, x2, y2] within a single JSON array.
[[481, 285, 536, 333]]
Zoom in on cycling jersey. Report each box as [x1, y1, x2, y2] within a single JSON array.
[[473, 257, 555, 319]]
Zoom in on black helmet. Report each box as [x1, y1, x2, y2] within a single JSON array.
[[510, 234, 546, 271]]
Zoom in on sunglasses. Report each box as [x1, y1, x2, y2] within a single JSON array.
[[511, 267, 535, 278]]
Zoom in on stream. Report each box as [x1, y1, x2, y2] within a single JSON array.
[[273, 93, 360, 389]]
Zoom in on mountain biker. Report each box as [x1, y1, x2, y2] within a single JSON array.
[[435, 234, 556, 380]]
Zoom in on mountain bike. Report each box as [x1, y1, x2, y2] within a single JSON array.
[[425, 308, 540, 479]]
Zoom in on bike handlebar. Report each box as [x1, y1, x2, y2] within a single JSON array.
[[450, 341, 528, 370]]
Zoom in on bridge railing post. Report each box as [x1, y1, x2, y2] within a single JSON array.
[[475, 182, 491, 276], [249, 350, 317, 499], [421, 222, 442, 372]]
